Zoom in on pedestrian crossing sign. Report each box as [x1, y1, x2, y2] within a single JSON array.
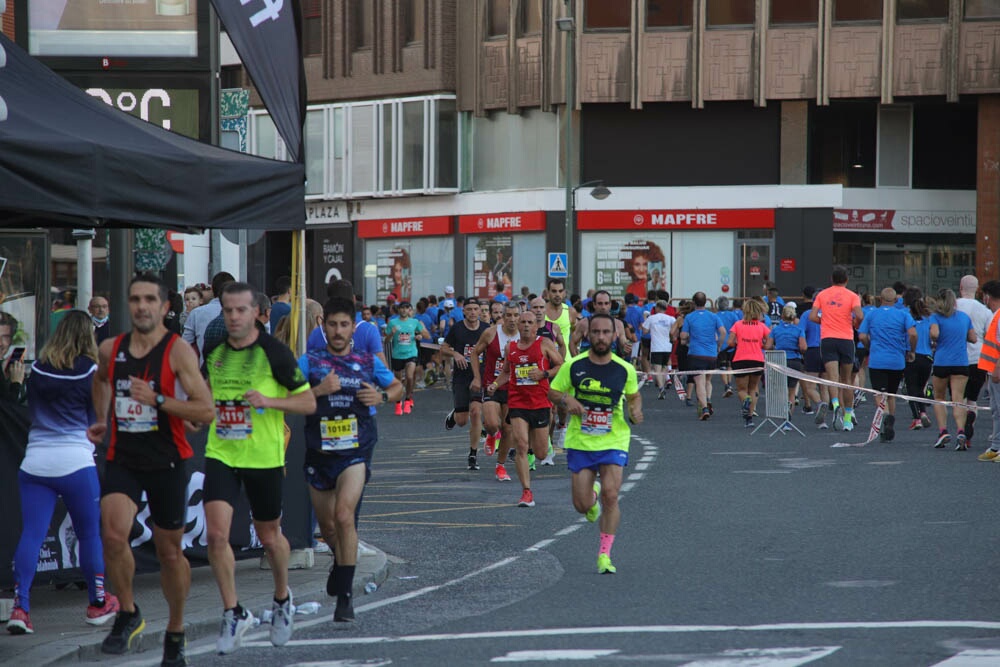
[[548, 252, 568, 278]]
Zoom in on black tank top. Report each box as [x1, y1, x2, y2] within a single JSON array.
[[108, 332, 192, 470]]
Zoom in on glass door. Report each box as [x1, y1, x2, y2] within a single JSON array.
[[739, 241, 773, 299]]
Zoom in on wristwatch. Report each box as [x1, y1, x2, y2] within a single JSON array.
[[381, 390, 389, 404], [155, 394, 166, 407], [542, 370, 550, 380]]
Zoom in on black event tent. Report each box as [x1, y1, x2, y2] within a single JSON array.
[[0, 33, 304, 231]]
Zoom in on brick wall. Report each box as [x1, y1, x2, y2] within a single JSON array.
[[977, 95, 1000, 281], [2, 0, 14, 38]]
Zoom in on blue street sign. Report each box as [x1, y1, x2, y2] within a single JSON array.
[[548, 252, 568, 278]]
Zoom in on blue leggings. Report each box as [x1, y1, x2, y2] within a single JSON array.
[[13, 468, 105, 612]]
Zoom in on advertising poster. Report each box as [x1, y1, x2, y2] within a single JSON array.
[[594, 238, 668, 301], [473, 235, 514, 300], [309, 226, 354, 300], [376, 244, 412, 304]]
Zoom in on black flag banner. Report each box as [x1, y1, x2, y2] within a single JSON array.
[[210, 0, 306, 163]]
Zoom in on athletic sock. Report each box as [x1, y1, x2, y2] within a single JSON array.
[[599, 533, 615, 557], [329, 564, 356, 597], [274, 594, 289, 605], [831, 398, 840, 410], [226, 603, 245, 618]]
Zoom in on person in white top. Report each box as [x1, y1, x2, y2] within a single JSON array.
[[956, 275, 994, 445], [641, 300, 676, 400]]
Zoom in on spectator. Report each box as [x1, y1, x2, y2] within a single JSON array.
[[183, 272, 235, 357], [89, 296, 111, 344], [270, 276, 292, 332], [0, 312, 26, 405]]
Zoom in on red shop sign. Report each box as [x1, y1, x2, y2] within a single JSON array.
[[780, 258, 797, 272], [357, 216, 453, 238], [577, 209, 775, 230], [457, 211, 546, 234]]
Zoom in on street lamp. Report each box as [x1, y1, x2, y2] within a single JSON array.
[[558, 4, 576, 291]]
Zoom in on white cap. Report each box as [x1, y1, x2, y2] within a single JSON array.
[[444, 285, 455, 294], [442, 299, 456, 308]]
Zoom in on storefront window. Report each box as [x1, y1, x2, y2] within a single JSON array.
[[0, 233, 47, 359], [833, 240, 976, 296], [898, 0, 948, 20], [966, 0, 1000, 18], [585, 0, 631, 29], [707, 0, 755, 26], [771, 0, 818, 23], [466, 234, 545, 300], [364, 237, 455, 305], [834, 0, 883, 21], [647, 0, 693, 27], [488, 0, 510, 37]]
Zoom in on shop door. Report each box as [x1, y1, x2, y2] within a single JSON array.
[[739, 242, 773, 299], [876, 244, 926, 295]]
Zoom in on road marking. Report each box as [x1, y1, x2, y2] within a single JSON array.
[[639, 456, 655, 462], [492, 649, 620, 662], [733, 470, 793, 474], [635, 462, 650, 471], [929, 650, 1000, 666], [287, 661, 393, 667], [555, 524, 583, 536], [867, 461, 904, 465], [620, 481, 636, 493], [490, 646, 841, 665], [628, 473, 644, 480], [823, 580, 898, 588], [364, 504, 512, 518], [526, 539, 555, 551]]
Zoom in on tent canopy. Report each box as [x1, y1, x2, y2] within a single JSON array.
[[0, 34, 305, 232]]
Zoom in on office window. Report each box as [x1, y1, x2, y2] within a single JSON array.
[[436, 98, 458, 189], [771, 0, 818, 23], [966, 0, 1000, 18], [404, 0, 425, 43], [488, 0, 510, 37], [302, 0, 321, 56], [382, 105, 394, 192], [898, 0, 948, 20], [520, 0, 543, 34], [877, 105, 911, 188], [252, 113, 278, 160], [647, 0, 693, 27], [834, 0, 883, 21], [351, 104, 376, 193], [585, 0, 631, 28], [352, 0, 373, 49], [332, 107, 346, 195], [402, 100, 425, 190], [808, 102, 877, 188], [305, 109, 326, 196], [707, 0, 755, 25]]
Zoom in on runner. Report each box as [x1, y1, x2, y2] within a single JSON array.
[[727, 298, 771, 428], [470, 301, 521, 481], [975, 280, 1000, 461], [201, 282, 316, 654], [679, 292, 726, 421], [715, 296, 740, 398], [89, 274, 214, 666], [640, 300, 676, 400], [532, 296, 566, 466], [956, 275, 993, 447], [809, 266, 865, 431], [440, 298, 490, 470], [532, 296, 566, 358], [928, 289, 976, 450], [489, 310, 563, 507], [384, 301, 429, 415], [570, 290, 631, 357], [299, 297, 402, 622], [548, 313, 642, 574], [903, 289, 934, 431]]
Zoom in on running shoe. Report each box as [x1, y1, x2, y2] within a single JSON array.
[[403, 399, 413, 414], [334, 594, 355, 623], [853, 389, 863, 408], [818, 422, 829, 430], [528, 453, 536, 471], [415, 380, 426, 390], [161, 631, 187, 667], [6, 606, 32, 635], [880, 414, 895, 442], [685, 398, 694, 407], [484, 432, 497, 456], [741, 397, 752, 419], [468, 454, 479, 471], [707, 402, 714, 416], [920, 412, 932, 429], [955, 433, 969, 451], [217, 607, 254, 655], [843, 416, 854, 432], [424, 369, 437, 386], [933, 431, 951, 449], [978, 449, 999, 461], [495, 463, 511, 481], [551, 424, 567, 449], [444, 409, 456, 429], [966, 411, 976, 442], [394, 401, 403, 416], [744, 416, 754, 428], [723, 384, 734, 398], [86, 593, 120, 626], [657, 387, 667, 400], [802, 405, 815, 415], [814, 402, 828, 425], [597, 553, 616, 574], [909, 418, 922, 430], [782, 422, 793, 432], [699, 407, 710, 421], [102, 605, 145, 655], [832, 406, 844, 431], [270, 589, 294, 647], [586, 481, 602, 522], [518, 489, 535, 507], [540, 442, 555, 466]]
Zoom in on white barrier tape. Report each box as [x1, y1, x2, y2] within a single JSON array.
[[832, 394, 887, 448]]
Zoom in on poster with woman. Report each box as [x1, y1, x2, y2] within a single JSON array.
[[472, 236, 514, 300], [376, 245, 412, 304], [594, 238, 668, 301]]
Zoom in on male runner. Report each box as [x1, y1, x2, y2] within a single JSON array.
[[532, 296, 565, 466], [549, 313, 642, 574], [201, 283, 315, 654], [299, 297, 402, 622], [532, 296, 566, 358], [569, 290, 632, 357], [489, 311, 563, 507], [90, 274, 214, 666], [810, 266, 865, 430], [544, 278, 576, 352], [678, 292, 726, 420], [440, 298, 490, 470], [471, 301, 520, 481], [956, 275, 992, 446], [384, 301, 429, 415], [641, 300, 676, 399]]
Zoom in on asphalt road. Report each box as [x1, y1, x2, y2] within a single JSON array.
[[101, 378, 1000, 667]]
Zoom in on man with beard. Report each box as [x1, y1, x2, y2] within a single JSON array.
[[470, 301, 521, 481], [489, 311, 563, 507], [201, 283, 315, 655], [299, 297, 402, 622], [89, 274, 215, 666], [440, 299, 490, 470], [548, 313, 642, 574], [569, 290, 632, 357]]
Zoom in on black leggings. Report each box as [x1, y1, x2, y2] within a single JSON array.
[[904, 355, 933, 419]]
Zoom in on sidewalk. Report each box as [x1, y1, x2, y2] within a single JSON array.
[[0, 543, 389, 666]]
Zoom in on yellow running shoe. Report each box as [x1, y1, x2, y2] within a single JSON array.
[[586, 481, 601, 522], [978, 449, 999, 461], [597, 553, 616, 574]]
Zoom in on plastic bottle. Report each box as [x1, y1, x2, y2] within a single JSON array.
[[364, 581, 378, 594], [259, 608, 273, 624], [296, 601, 321, 615]]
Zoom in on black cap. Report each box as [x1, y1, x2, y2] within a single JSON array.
[[399, 301, 412, 308]]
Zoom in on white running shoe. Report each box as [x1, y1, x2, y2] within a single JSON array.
[[357, 541, 378, 558], [217, 607, 255, 655], [269, 590, 294, 647], [551, 424, 566, 449]]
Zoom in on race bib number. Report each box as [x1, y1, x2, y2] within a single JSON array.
[[463, 344, 475, 362], [494, 359, 504, 376], [398, 332, 411, 345], [581, 407, 613, 436], [515, 364, 539, 386], [215, 400, 253, 440], [114, 396, 158, 433], [320, 415, 359, 451]]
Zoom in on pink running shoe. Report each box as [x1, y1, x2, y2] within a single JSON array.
[[86, 593, 120, 626], [484, 432, 496, 456], [495, 463, 511, 481], [403, 399, 413, 414], [7, 606, 33, 634]]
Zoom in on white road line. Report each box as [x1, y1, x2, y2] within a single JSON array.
[[492, 649, 620, 662], [526, 539, 555, 551], [928, 650, 1000, 666], [620, 481, 636, 493], [555, 524, 583, 536], [635, 462, 650, 471], [628, 472, 644, 480], [639, 456, 655, 462], [235, 621, 1000, 649]]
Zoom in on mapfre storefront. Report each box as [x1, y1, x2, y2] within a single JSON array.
[[359, 216, 454, 304], [459, 211, 547, 300]]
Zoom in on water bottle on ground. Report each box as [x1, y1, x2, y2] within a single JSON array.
[[296, 601, 321, 615], [364, 581, 378, 594]]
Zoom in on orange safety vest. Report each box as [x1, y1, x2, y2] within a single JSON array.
[[977, 308, 1000, 373]]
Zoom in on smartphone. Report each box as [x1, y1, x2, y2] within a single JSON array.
[[9, 347, 25, 362]]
